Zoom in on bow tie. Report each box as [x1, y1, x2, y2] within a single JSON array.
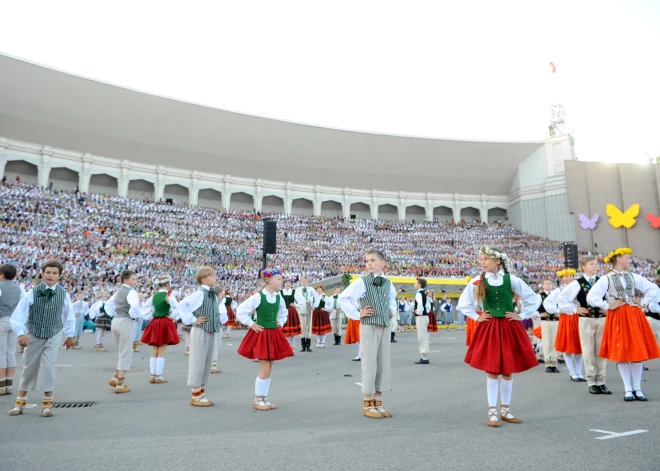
[[38, 289, 55, 300], [207, 288, 216, 298], [373, 275, 384, 287]]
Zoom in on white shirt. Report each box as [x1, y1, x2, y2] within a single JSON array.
[[89, 300, 107, 319], [414, 290, 432, 315], [587, 272, 659, 311], [281, 288, 307, 306], [457, 270, 541, 321], [558, 278, 596, 315], [338, 274, 398, 322], [104, 284, 141, 319], [650, 291, 660, 314], [314, 294, 334, 309], [543, 286, 570, 315], [72, 300, 90, 318], [10, 284, 76, 337], [177, 285, 218, 326], [236, 289, 288, 327], [140, 289, 181, 322], [295, 285, 318, 310]]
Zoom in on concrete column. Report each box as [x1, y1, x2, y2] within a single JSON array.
[[425, 197, 433, 222], [313, 192, 322, 217], [80, 155, 93, 193], [119, 167, 129, 197], [190, 177, 199, 206], [255, 184, 263, 212], [155, 172, 165, 202], [39, 149, 52, 188], [222, 177, 232, 210], [0, 144, 7, 180], [370, 197, 378, 220], [453, 195, 461, 223], [398, 197, 406, 221]]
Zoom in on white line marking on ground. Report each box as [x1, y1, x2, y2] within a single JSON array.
[[355, 382, 362, 386], [589, 429, 648, 440], [445, 337, 456, 340], [25, 404, 38, 408], [56, 364, 72, 367], [429, 351, 442, 353]]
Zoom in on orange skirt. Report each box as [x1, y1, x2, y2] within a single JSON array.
[[465, 314, 481, 346], [555, 314, 582, 354], [600, 304, 660, 363], [344, 319, 360, 344], [532, 325, 542, 339]]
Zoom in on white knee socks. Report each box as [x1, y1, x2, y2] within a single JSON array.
[[501, 378, 513, 405], [618, 363, 633, 392], [149, 357, 156, 376], [630, 362, 643, 391], [287, 337, 295, 347], [564, 353, 576, 377], [156, 358, 165, 377], [96, 329, 104, 344], [255, 377, 268, 397], [356, 342, 361, 359], [225, 325, 231, 334], [487, 378, 499, 408]]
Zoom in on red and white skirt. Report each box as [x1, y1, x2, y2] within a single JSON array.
[[282, 306, 302, 337], [311, 309, 332, 335], [237, 327, 294, 361], [464, 317, 538, 375], [345, 319, 360, 344], [224, 306, 236, 326], [555, 313, 581, 354], [140, 317, 180, 346], [600, 304, 660, 363], [427, 311, 438, 332]]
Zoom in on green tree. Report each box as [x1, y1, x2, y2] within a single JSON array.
[[341, 273, 353, 288]]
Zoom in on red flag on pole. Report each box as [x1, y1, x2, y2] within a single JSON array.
[[549, 62, 556, 73]]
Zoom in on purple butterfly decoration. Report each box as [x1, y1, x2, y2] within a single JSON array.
[[579, 213, 599, 230]]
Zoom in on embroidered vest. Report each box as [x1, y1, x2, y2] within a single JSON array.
[[606, 272, 635, 301], [576, 276, 604, 316], [482, 274, 515, 318], [255, 292, 280, 328]]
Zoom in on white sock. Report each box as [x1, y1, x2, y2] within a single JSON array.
[[356, 342, 361, 359], [149, 357, 156, 375], [500, 378, 513, 406], [288, 337, 295, 347], [618, 363, 633, 392], [487, 378, 499, 408], [225, 326, 231, 334], [574, 354, 584, 376], [255, 377, 268, 397], [156, 358, 165, 376], [264, 377, 271, 397], [564, 353, 577, 377], [96, 330, 102, 344], [630, 362, 643, 391], [321, 334, 326, 345]]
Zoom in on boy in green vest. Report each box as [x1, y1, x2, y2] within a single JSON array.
[[339, 250, 398, 419], [8, 261, 75, 417]]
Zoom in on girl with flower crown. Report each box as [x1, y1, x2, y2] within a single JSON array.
[[236, 269, 291, 411], [544, 269, 585, 382], [587, 248, 659, 402], [458, 247, 541, 427], [140, 275, 180, 384]]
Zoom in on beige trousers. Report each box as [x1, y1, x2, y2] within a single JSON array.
[[112, 318, 135, 371], [18, 332, 62, 392], [578, 317, 607, 386], [541, 320, 559, 367], [187, 327, 214, 387], [299, 306, 312, 339], [415, 316, 430, 359], [360, 324, 391, 395], [0, 317, 17, 368], [212, 332, 221, 363], [330, 311, 344, 336]]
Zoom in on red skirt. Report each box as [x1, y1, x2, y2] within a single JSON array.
[[140, 317, 180, 346], [600, 304, 660, 363], [427, 311, 438, 332], [464, 317, 538, 375], [223, 306, 235, 326], [311, 309, 332, 335], [345, 319, 360, 344], [282, 306, 302, 337], [465, 314, 481, 346], [555, 314, 581, 354], [237, 327, 293, 361]]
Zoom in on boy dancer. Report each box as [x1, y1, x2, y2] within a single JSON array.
[[413, 278, 432, 365], [339, 250, 398, 419], [0, 264, 24, 396], [8, 261, 75, 417], [538, 279, 559, 373], [329, 287, 344, 346], [297, 276, 318, 352]]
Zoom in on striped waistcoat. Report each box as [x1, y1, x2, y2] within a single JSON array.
[[194, 289, 220, 334], [28, 284, 66, 339], [358, 274, 391, 327]]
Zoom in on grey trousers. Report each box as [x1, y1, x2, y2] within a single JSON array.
[[112, 318, 135, 371], [330, 317, 343, 336], [212, 332, 221, 363], [18, 331, 62, 392], [360, 324, 391, 395], [0, 317, 17, 368], [187, 327, 215, 387]]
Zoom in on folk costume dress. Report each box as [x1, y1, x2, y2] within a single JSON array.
[[90, 299, 111, 351], [427, 295, 438, 333], [140, 290, 180, 346], [222, 295, 237, 337], [236, 290, 292, 361], [312, 295, 333, 344], [280, 288, 303, 338], [459, 271, 540, 375], [545, 285, 583, 379]]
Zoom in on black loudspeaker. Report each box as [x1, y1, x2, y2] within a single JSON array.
[[563, 243, 579, 269], [263, 219, 277, 254]]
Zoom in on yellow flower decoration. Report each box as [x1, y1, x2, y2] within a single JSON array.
[[603, 247, 633, 264], [557, 269, 577, 277]]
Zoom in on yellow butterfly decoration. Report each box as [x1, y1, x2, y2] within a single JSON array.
[[606, 203, 640, 229]]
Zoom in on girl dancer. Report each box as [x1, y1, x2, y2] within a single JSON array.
[[545, 269, 585, 382], [222, 291, 237, 338], [133, 292, 145, 353], [458, 247, 540, 427], [90, 293, 111, 352], [140, 276, 180, 384], [280, 279, 303, 353], [211, 287, 228, 374], [427, 290, 438, 343], [236, 269, 291, 411], [312, 285, 333, 348], [345, 317, 361, 361], [587, 248, 659, 401]]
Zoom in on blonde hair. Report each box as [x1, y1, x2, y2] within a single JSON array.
[[196, 267, 216, 284], [475, 251, 509, 302], [579, 256, 597, 268]]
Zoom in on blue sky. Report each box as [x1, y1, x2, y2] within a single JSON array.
[[1, 0, 658, 163]]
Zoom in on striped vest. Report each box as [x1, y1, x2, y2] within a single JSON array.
[[358, 274, 391, 327], [0, 280, 22, 318], [28, 284, 66, 338], [114, 285, 132, 319], [193, 289, 220, 333]]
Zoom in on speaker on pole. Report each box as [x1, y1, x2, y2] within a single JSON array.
[[263, 218, 277, 255], [563, 242, 579, 269]]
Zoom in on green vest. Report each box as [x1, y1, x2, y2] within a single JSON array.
[[152, 292, 170, 318], [255, 292, 280, 328], [359, 274, 391, 327], [225, 296, 233, 307], [28, 284, 66, 338], [318, 297, 326, 309], [482, 274, 515, 318], [280, 289, 295, 307]]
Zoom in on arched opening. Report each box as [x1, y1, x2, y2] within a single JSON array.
[[433, 205, 453, 222], [49, 167, 79, 192], [128, 179, 155, 201], [460, 206, 480, 222], [488, 207, 508, 223], [89, 173, 118, 196], [350, 202, 371, 220], [198, 188, 223, 209], [321, 200, 342, 217], [262, 195, 284, 214], [230, 192, 254, 211], [291, 198, 314, 216], [378, 204, 398, 221], [5, 160, 38, 186], [164, 184, 189, 205], [405, 205, 425, 222]]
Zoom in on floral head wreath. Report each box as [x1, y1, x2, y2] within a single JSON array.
[[478, 246, 509, 261], [603, 247, 632, 264], [261, 269, 282, 279], [153, 275, 172, 286], [556, 269, 577, 277]]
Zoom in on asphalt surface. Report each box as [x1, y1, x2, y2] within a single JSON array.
[[1, 328, 658, 471]]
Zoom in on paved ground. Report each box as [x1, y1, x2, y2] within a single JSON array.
[[1, 329, 658, 471]]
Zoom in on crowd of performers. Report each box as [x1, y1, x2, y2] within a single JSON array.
[[0, 245, 658, 425]]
